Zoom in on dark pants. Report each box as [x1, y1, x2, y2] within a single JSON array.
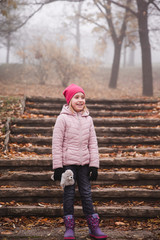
[[63, 164, 95, 216]]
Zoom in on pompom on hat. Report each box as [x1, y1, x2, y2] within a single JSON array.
[[63, 84, 85, 104]]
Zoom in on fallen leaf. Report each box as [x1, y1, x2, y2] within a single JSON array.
[[1, 231, 13, 235]]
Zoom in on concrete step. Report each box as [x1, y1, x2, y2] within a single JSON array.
[[1, 171, 160, 187], [10, 126, 160, 137], [11, 118, 160, 127], [26, 108, 153, 117], [26, 96, 159, 104], [10, 135, 160, 146], [0, 225, 159, 240], [1, 157, 160, 171], [0, 187, 160, 203], [25, 102, 154, 111], [0, 204, 160, 218], [11, 146, 160, 155]]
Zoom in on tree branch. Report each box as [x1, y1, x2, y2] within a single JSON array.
[[10, 4, 44, 33], [37, 0, 84, 3], [119, 0, 132, 42], [79, 14, 108, 32], [102, 0, 118, 42], [150, 0, 160, 11], [93, 0, 108, 20], [109, 0, 138, 17]]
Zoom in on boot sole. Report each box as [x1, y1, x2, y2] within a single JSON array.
[[90, 233, 107, 239], [64, 237, 75, 240]]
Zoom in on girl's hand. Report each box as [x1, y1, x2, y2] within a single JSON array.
[[89, 167, 98, 181], [54, 168, 64, 181]]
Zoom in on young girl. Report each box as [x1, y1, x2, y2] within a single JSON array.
[[52, 84, 107, 240]]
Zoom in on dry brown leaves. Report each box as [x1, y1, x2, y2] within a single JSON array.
[[0, 215, 160, 231]]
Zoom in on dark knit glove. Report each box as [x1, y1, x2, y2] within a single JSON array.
[[54, 168, 64, 181], [89, 167, 98, 181]]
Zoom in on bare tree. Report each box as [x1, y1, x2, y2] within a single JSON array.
[[103, 0, 132, 88], [80, 0, 133, 88], [0, 0, 85, 63], [0, 0, 44, 63], [75, 2, 83, 60], [136, 0, 153, 96], [109, 0, 160, 96]]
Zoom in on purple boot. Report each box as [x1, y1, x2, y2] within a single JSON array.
[[63, 215, 75, 240], [86, 213, 107, 240]]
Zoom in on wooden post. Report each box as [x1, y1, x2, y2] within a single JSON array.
[[21, 96, 26, 115], [4, 117, 11, 153]]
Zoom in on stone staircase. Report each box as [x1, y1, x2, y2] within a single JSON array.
[[0, 96, 160, 218]]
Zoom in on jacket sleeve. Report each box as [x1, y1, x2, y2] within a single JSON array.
[[52, 115, 65, 169], [88, 117, 99, 168]]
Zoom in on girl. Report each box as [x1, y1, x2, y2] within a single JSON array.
[[52, 84, 107, 240]]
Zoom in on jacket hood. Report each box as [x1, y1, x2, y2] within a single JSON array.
[[60, 104, 89, 117]]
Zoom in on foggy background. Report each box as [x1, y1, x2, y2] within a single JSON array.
[[0, 0, 160, 98]]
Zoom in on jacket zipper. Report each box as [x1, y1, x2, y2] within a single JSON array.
[[77, 113, 83, 165]]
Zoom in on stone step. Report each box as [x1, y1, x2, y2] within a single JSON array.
[[1, 157, 160, 171], [25, 102, 154, 111], [11, 118, 160, 127], [10, 135, 160, 146], [10, 126, 160, 137], [0, 187, 160, 203], [0, 205, 160, 218], [12, 146, 160, 155], [26, 96, 159, 104], [26, 109, 152, 117], [0, 171, 159, 187]]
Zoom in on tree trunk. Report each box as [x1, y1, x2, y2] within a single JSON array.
[[106, 0, 131, 89], [136, 0, 153, 96], [75, 2, 83, 61], [6, 34, 11, 64], [109, 42, 122, 88], [38, 64, 46, 85], [123, 37, 127, 68], [128, 47, 135, 66]]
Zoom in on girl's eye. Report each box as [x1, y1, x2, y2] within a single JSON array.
[[74, 94, 85, 99]]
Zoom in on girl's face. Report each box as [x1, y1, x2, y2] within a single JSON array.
[[71, 92, 85, 112]]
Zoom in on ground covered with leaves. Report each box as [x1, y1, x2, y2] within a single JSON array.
[[0, 216, 160, 239], [0, 96, 22, 156]]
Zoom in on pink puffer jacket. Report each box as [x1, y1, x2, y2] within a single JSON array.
[[52, 105, 99, 169]]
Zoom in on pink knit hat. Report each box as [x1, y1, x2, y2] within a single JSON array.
[[63, 84, 85, 104]]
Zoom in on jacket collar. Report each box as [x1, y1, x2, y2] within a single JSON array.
[[60, 104, 89, 117]]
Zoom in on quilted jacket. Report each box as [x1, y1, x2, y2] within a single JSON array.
[[52, 104, 99, 169]]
